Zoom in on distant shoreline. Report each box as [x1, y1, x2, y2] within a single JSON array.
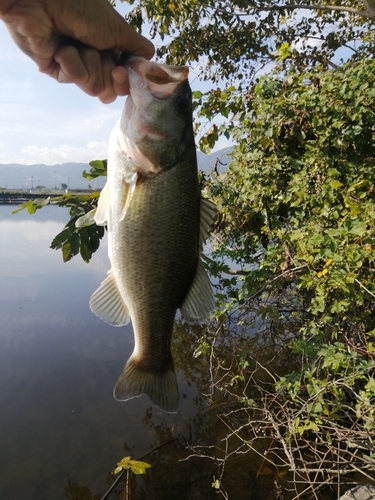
[[0, 190, 98, 205]]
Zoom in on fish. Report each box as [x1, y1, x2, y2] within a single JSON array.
[[89, 57, 216, 413]]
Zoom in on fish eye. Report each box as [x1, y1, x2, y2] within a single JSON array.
[[175, 94, 190, 110]]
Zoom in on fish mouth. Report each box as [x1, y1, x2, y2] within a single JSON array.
[[126, 58, 188, 100]]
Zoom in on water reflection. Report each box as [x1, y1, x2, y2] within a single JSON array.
[[0, 205, 229, 500], [1, 205, 311, 500]]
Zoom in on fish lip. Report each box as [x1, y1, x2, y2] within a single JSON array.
[[126, 58, 187, 101]]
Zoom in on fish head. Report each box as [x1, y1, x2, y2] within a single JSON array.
[[119, 57, 195, 176]]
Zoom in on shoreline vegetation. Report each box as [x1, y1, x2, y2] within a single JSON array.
[[0, 189, 99, 205]]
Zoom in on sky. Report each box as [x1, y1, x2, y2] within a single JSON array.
[[0, 3, 229, 166]]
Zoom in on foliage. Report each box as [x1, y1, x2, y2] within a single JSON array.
[[204, 54, 375, 418], [48, 192, 105, 263], [126, 0, 375, 81], [124, 0, 375, 146], [81, 160, 107, 181], [113, 456, 151, 475]]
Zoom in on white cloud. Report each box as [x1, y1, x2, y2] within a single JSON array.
[[4, 141, 109, 165]]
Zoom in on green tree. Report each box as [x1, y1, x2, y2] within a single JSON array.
[[206, 53, 375, 386], [126, 0, 375, 148], [128, 0, 375, 79]]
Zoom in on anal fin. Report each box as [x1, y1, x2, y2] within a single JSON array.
[[89, 270, 130, 326]]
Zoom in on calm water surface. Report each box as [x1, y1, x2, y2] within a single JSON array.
[[2, 204, 315, 500], [0, 204, 225, 500]]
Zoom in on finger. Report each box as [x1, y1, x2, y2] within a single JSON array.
[[72, 45, 105, 96], [56, 45, 108, 97], [61, 2, 155, 61], [111, 66, 130, 96], [95, 51, 117, 104], [54, 44, 89, 84], [107, 9, 155, 60], [115, 26, 155, 60], [54, 44, 125, 102]]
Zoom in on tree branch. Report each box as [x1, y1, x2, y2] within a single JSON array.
[[363, 0, 375, 17], [237, 3, 375, 21]]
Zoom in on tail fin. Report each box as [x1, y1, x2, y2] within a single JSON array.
[[113, 356, 179, 413]]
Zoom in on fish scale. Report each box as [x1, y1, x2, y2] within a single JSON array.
[[89, 57, 216, 412]]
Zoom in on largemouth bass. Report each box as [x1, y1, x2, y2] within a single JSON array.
[[89, 57, 215, 413]]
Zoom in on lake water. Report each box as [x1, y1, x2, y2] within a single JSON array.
[[0, 204, 231, 500], [0, 203, 350, 500]]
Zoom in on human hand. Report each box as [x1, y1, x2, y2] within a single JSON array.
[[0, 0, 154, 103]]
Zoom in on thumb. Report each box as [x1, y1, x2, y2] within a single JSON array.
[[118, 27, 154, 60], [109, 11, 154, 59]]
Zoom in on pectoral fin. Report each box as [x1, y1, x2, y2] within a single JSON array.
[[180, 197, 216, 322], [95, 182, 110, 225], [89, 270, 130, 326], [199, 197, 216, 247], [120, 172, 137, 221], [180, 259, 215, 322]]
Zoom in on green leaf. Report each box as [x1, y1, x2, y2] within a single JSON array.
[[62, 232, 80, 262], [75, 209, 98, 228], [82, 160, 107, 180], [79, 228, 91, 264], [12, 197, 50, 215]]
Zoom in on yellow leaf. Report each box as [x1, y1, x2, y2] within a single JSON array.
[[325, 259, 333, 267], [212, 479, 220, 489], [113, 456, 151, 475], [129, 459, 152, 475], [330, 179, 343, 190], [117, 456, 131, 469]]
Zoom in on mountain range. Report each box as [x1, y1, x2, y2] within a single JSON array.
[[0, 148, 232, 190]]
